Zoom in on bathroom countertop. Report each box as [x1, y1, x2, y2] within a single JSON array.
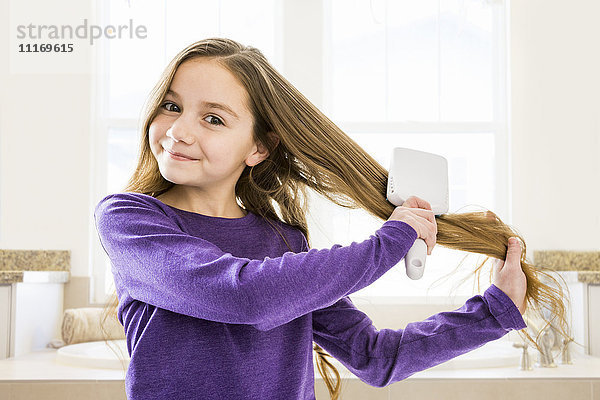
[[411, 353, 600, 380], [331, 353, 600, 381], [1, 349, 599, 383], [0, 349, 125, 382], [0, 270, 70, 284]]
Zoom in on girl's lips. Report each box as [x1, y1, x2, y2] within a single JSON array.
[[165, 149, 198, 161]]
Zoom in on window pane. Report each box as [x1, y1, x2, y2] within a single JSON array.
[[328, 0, 495, 122], [387, 0, 439, 121], [164, 0, 220, 62], [107, 128, 139, 194], [108, 0, 166, 120], [439, 0, 493, 121], [219, 0, 278, 67], [165, 0, 277, 62], [329, 0, 386, 122]]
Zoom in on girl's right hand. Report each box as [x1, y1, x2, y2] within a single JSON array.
[[386, 196, 438, 255]]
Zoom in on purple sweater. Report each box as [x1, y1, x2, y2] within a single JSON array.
[[94, 192, 526, 399]]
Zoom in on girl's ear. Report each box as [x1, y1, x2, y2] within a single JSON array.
[[249, 131, 279, 166]]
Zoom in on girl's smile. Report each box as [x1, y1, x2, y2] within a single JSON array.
[[164, 147, 199, 161]]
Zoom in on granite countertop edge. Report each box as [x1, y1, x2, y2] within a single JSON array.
[[0, 271, 71, 284], [533, 250, 600, 284], [533, 250, 600, 271], [0, 250, 70, 272]]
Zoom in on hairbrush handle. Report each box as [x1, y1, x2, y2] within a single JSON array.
[[404, 238, 427, 280]]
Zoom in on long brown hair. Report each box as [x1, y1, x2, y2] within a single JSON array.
[[100, 37, 570, 399]]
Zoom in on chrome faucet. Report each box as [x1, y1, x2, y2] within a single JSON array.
[[512, 342, 533, 370], [522, 316, 560, 368], [561, 337, 573, 365], [537, 325, 557, 368]]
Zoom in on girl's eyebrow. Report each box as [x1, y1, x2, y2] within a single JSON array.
[[166, 89, 240, 120]]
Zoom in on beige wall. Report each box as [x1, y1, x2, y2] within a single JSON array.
[[0, 0, 598, 308], [0, 0, 95, 307], [510, 0, 600, 251]]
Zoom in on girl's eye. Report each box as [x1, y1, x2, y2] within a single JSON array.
[[162, 101, 180, 112], [161, 101, 224, 127], [204, 115, 225, 127]]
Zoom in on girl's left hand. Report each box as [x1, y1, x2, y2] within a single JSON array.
[[492, 237, 527, 314]]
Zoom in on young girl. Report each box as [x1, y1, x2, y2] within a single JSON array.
[[94, 37, 528, 400]]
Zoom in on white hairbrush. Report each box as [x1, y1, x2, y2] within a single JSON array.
[[386, 148, 449, 280]]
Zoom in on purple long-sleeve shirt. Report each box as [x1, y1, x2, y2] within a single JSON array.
[[94, 192, 526, 399]]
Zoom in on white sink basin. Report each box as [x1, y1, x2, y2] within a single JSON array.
[[56, 340, 130, 370]]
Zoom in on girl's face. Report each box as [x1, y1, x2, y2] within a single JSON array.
[[149, 58, 267, 191]]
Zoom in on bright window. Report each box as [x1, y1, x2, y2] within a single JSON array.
[[93, 0, 508, 303], [320, 0, 509, 299]]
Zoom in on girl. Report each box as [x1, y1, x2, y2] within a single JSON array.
[[95, 38, 562, 400]]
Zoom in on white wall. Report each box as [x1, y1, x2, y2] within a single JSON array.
[[0, 0, 598, 305], [510, 0, 600, 251]]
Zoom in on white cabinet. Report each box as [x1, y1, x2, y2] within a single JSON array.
[[0, 285, 12, 359], [556, 272, 600, 356], [589, 284, 600, 356], [0, 272, 68, 360]]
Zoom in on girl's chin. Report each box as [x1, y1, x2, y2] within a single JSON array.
[[158, 164, 202, 181]]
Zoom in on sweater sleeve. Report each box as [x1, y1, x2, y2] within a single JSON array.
[[311, 284, 527, 387], [93, 193, 418, 332], [297, 230, 395, 297]]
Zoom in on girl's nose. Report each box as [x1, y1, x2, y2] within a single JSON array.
[[166, 124, 193, 144]]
